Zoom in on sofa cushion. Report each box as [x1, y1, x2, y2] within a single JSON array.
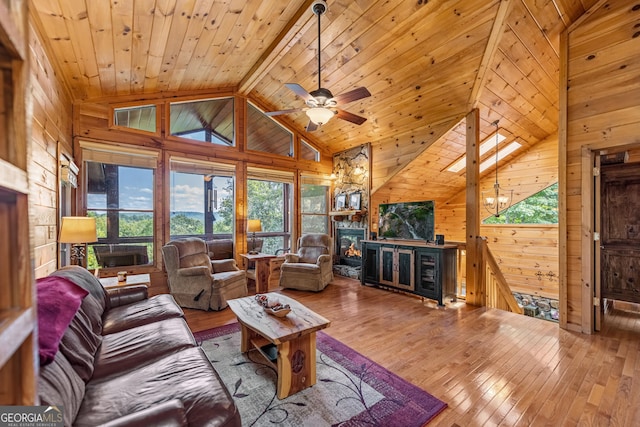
[[37, 276, 89, 365], [211, 270, 246, 288], [98, 399, 187, 427], [206, 239, 233, 260], [38, 351, 86, 427], [52, 265, 108, 313], [102, 294, 184, 335], [59, 294, 104, 381], [170, 238, 212, 272], [92, 317, 196, 380], [76, 347, 240, 427]]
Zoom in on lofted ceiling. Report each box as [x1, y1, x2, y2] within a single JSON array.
[[30, 0, 598, 202]]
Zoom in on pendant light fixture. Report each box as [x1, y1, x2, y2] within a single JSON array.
[[482, 120, 513, 217]]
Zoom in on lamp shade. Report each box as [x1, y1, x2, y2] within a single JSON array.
[[306, 107, 334, 126], [59, 216, 98, 244], [247, 219, 262, 233]]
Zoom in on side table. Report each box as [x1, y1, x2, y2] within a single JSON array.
[[98, 273, 151, 290], [240, 253, 276, 293]]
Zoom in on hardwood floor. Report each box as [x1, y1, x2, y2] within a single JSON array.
[[183, 276, 640, 426]]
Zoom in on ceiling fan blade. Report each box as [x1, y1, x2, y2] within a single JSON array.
[[332, 87, 371, 105], [306, 121, 319, 132], [285, 83, 314, 102], [265, 107, 305, 117], [336, 109, 367, 125]]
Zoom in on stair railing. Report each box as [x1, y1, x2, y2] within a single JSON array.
[[478, 236, 523, 314]]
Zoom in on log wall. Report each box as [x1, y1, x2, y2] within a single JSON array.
[[28, 18, 73, 278], [563, 0, 640, 332]]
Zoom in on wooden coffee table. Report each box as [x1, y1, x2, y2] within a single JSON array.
[[227, 293, 330, 399]]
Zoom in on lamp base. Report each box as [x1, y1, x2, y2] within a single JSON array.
[[248, 250, 259, 255]]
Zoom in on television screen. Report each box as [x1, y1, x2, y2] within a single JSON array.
[[378, 200, 435, 241]]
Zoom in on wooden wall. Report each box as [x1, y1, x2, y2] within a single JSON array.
[[28, 17, 73, 278], [563, 0, 640, 332]]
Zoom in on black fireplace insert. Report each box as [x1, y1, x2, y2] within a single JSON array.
[[336, 228, 365, 267]]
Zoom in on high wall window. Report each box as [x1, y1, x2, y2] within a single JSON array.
[[169, 98, 235, 146], [300, 139, 320, 162], [483, 183, 558, 224], [301, 174, 330, 234], [247, 102, 294, 157], [113, 104, 157, 133], [247, 167, 294, 254], [82, 142, 159, 270], [169, 158, 236, 240]]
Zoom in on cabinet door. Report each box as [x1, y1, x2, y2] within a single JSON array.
[[416, 250, 439, 300], [397, 248, 415, 290], [379, 246, 395, 286], [362, 243, 379, 284]]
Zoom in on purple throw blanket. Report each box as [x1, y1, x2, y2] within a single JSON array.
[[36, 276, 89, 365]]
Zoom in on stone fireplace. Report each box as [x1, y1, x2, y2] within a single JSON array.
[[334, 227, 365, 279]]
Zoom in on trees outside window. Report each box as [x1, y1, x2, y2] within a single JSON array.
[[301, 183, 329, 233], [483, 183, 558, 224], [247, 178, 292, 254]]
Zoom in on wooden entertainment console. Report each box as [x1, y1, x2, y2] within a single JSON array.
[[360, 240, 458, 306]]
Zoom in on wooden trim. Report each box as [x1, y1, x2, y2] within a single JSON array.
[[558, 28, 569, 329], [594, 154, 601, 331], [465, 108, 482, 305], [468, 0, 512, 110], [580, 147, 594, 334]]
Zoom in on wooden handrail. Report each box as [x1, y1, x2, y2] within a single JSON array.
[[478, 237, 523, 314]]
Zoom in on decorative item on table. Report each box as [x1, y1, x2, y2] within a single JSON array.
[[117, 271, 127, 282], [58, 216, 98, 267], [254, 294, 291, 317], [349, 192, 361, 210]]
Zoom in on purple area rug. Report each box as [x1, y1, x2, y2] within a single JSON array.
[[195, 323, 446, 426]]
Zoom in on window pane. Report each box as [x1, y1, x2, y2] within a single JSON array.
[[302, 215, 328, 234], [483, 183, 559, 224], [247, 103, 293, 157], [247, 178, 292, 254], [300, 140, 320, 161], [170, 98, 234, 146], [114, 105, 156, 133], [85, 162, 154, 270], [301, 184, 327, 213], [170, 170, 235, 238]]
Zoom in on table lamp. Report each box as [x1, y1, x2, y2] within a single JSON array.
[[59, 216, 98, 267], [247, 219, 262, 254]]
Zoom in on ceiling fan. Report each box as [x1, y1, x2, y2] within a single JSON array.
[[265, 0, 371, 132]]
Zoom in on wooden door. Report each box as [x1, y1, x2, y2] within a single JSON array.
[[600, 162, 640, 304]]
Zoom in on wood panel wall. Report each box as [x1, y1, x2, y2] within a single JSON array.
[[563, 0, 640, 332], [29, 17, 73, 278], [371, 131, 560, 299]]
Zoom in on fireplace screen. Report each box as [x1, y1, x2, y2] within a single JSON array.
[[337, 228, 365, 267]]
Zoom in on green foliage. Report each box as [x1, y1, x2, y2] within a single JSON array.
[[171, 214, 205, 235], [248, 180, 288, 253], [484, 183, 558, 224]]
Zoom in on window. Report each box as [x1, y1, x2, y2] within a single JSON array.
[[169, 158, 236, 239], [301, 175, 330, 234], [483, 183, 558, 224], [247, 167, 294, 254], [169, 98, 235, 146], [300, 140, 320, 162], [247, 102, 294, 157], [81, 142, 158, 270], [113, 104, 157, 133]]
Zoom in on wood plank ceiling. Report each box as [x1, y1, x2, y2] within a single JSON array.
[[30, 0, 598, 203]]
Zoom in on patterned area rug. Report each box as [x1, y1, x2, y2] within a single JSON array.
[[194, 323, 446, 426]]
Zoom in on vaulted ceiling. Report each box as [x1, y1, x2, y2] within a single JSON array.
[[31, 0, 597, 199]]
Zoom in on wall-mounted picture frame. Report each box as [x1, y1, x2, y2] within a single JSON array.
[[335, 194, 347, 210], [349, 192, 361, 210]]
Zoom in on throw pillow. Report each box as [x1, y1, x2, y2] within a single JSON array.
[[37, 276, 89, 366]]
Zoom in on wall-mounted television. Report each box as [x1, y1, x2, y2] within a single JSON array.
[[378, 200, 435, 241]]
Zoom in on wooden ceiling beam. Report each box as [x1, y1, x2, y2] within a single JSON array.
[[238, 0, 316, 95], [468, 0, 513, 111]]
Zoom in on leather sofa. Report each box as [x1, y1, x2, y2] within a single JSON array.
[[37, 266, 240, 427]]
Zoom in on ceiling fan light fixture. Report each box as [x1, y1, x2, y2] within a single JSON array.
[[306, 107, 334, 126]]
